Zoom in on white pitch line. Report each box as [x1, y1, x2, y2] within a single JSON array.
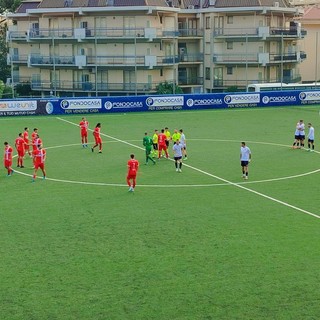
[[56, 117, 320, 219], [56, 117, 145, 151], [181, 162, 320, 219]]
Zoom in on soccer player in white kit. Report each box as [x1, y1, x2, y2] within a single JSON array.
[[299, 120, 305, 149], [292, 120, 304, 149], [307, 123, 315, 152], [173, 140, 184, 172], [240, 142, 251, 180], [179, 129, 187, 160]]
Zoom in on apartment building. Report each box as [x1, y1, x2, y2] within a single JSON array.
[[6, 0, 307, 97], [296, 5, 320, 82]]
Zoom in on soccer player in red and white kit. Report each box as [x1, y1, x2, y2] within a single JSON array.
[[127, 154, 139, 192], [23, 127, 31, 157], [158, 129, 169, 159], [4, 142, 13, 176], [32, 144, 46, 182], [15, 132, 25, 168], [79, 117, 89, 148], [92, 123, 102, 153], [31, 128, 39, 152], [32, 134, 42, 167]]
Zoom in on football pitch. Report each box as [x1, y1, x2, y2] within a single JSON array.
[[1, 106, 320, 319]]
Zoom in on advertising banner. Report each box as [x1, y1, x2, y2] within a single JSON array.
[[0, 90, 317, 117]]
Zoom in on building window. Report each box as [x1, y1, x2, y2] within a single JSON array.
[[206, 17, 210, 29], [227, 42, 233, 50], [160, 69, 163, 77], [227, 67, 233, 75], [227, 16, 233, 24], [205, 67, 210, 80]]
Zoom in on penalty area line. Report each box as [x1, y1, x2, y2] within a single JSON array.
[[56, 117, 320, 219]]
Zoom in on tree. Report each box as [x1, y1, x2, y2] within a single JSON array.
[[0, 0, 21, 14], [155, 81, 183, 95], [0, 1, 22, 84], [0, 23, 10, 83]]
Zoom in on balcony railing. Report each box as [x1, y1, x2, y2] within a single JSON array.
[[213, 27, 258, 37], [212, 77, 303, 89], [213, 53, 258, 63], [7, 31, 27, 41], [213, 26, 307, 38], [8, 54, 28, 64], [270, 51, 306, 62], [28, 54, 180, 68], [15, 27, 183, 42], [29, 55, 75, 66], [178, 28, 204, 37], [178, 76, 203, 85], [179, 53, 204, 63], [213, 51, 306, 64], [30, 80, 159, 92]]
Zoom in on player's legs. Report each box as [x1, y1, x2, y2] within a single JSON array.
[[158, 145, 163, 159], [5, 161, 13, 176], [292, 135, 299, 149], [300, 136, 305, 148], [39, 163, 46, 179], [146, 150, 155, 164], [174, 157, 182, 172], [241, 161, 249, 179], [92, 137, 99, 152], [32, 167, 37, 181], [163, 146, 169, 158], [147, 154, 155, 164], [19, 150, 25, 167], [152, 143, 158, 158], [183, 146, 187, 159], [243, 165, 249, 179], [308, 139, 315, 151], [127, 175, 134, 191]]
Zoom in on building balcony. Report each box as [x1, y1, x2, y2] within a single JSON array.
[[7, 54, 28, 64], [213, 53, 259, 64], [88, 55, 180, 67], [29, 55, 76, 67], [178, 28, 203, 37], [6, 30, 27, 41], [213, 51, 306, 65], [20, 27, 181, 43], [28, 54, 180, 69], [213, 26, 307, 40], [178, 76, 203, 86], [211, 76, 303, 90], [178, 53, 203, 63], [270, 51, 307, 62], [30, 79, 158, 93]]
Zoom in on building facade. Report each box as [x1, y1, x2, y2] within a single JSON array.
[[6, 0, 307, 97], [296, 5, 320, 83]]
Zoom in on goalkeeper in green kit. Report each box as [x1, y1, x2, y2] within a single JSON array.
[[143, 132, 156, 165]]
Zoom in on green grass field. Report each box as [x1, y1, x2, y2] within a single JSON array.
[[1, 106, 320, 319]]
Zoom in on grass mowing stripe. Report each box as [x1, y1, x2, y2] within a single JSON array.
[[57, 116, 320, 220]]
